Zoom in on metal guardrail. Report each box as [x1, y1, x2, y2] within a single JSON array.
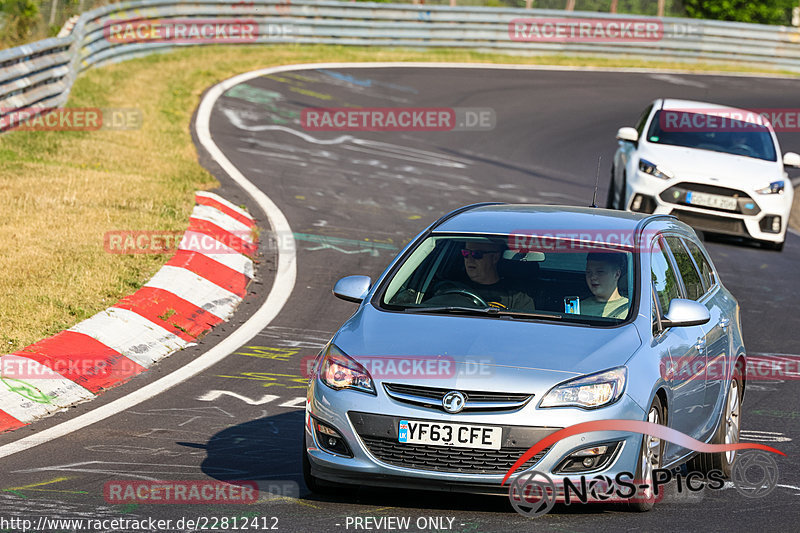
[[3, 0, 800, 130]]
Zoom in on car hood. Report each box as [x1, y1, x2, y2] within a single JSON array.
[[639, 143, 782, 190], [332, 305, 642, 381]]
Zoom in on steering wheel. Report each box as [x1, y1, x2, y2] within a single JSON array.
[[731, 143, 757, 156], [436, 288, 489, 308]]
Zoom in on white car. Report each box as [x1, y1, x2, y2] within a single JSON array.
[[609, 98, 800, 251]]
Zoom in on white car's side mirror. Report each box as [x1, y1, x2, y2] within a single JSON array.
[[782, 152, 800, 168], [616, 127, 639, 143]]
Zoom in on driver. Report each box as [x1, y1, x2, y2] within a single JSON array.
[[581, 252, 629, 319], [450, 240, 536, 311]]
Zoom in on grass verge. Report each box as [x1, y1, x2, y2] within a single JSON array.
[[1, 45, 799, 351]]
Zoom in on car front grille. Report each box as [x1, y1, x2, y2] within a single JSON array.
[[349, 412, 558, 475], [672, 210, 749, 236], [358, 435, 550, 474], [660, 182, 759, 216], [383, 383, 533, 412]]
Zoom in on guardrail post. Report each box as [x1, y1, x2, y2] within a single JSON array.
[[49, 0, 59, 26]]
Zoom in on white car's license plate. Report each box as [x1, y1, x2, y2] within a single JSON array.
[[398, 419, 502, 450], [686, 191, 738, 211]]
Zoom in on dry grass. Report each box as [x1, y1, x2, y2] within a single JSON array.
[[0, 44, 798, 351]]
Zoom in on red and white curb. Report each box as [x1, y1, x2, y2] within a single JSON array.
[[0, 191, 257, 433]]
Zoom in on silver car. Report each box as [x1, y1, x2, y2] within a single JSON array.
[[303, 204, 745, 509]]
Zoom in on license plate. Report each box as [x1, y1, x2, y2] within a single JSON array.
[[398, 419, 502, 450], [685, 191, 738, 211]]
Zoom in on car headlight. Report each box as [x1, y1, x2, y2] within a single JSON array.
[[638, 158, 674, 180], [756, 180, 784, 195], [319, 344, 376, 395], [540, 367, 627, 409]]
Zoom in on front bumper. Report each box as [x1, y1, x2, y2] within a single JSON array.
[[625, 172, 791, 243], [305, 376, 647, 494]]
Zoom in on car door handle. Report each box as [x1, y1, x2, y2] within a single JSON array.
[[720, 318, 730, 331], [695, 338, 706, 353]]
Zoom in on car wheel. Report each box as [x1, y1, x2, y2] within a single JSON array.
[[627, 395, 664, 512], [606, 167, 617, 209], [618, 171, 628, 211], [689, 364, 742, 478]]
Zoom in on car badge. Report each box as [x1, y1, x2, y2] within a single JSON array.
[[442, 391, 466, 413]]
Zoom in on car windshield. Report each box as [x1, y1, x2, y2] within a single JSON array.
[[380, 234, 635, 325], [646, 110, 778, 162]]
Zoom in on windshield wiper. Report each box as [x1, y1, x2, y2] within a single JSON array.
[[408, 306, 499, 316], [491, 310, 562, 320], [403, 306, 561, 320]]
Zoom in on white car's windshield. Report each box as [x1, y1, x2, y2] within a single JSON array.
[[381, 234, 635, 325], [646, 110, 778, 162]]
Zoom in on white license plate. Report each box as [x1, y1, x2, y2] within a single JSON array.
[[398, 419, 502, 450], [686, 191, 738, 211]]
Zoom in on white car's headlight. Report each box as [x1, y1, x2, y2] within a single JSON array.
[[638, 158, 674, 180], [540, 367, 627, 409], [319, 344, 376, 395], [756, 180, 784, 195]]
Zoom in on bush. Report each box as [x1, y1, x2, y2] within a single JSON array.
[[683, 0, 796, 25], [1, 0, 42, 45]]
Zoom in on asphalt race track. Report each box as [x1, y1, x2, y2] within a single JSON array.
[[1, 65, 800, 532]]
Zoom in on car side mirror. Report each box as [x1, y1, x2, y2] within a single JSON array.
[[662, 299, 710, 328], [782, 152, 800, 168], [333, 275, 371, 303], [616, 127, 639, 143]]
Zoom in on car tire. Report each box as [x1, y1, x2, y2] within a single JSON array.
[[606, 167, 617, 209], [761, 240, 784, 252], [618, 171, 628, 211], [688, 364, 743, 478], [626, 395, 664, 512], [301, 430, 358, 496]]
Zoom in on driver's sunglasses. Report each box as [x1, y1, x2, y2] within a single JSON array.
[[461, 249, 496, 259]]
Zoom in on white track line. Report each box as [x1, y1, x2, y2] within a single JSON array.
[[0, 65, 299, 459]]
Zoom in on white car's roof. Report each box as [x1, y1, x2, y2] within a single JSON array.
[[658, 99, 766, 126]]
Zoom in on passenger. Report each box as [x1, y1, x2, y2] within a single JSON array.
[[581, 252, 629, 319]]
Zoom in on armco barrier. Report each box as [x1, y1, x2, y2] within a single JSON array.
[[2, 0, 800, 131]]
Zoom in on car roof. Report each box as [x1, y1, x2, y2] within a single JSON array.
[[433, 205, 649, 237]]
